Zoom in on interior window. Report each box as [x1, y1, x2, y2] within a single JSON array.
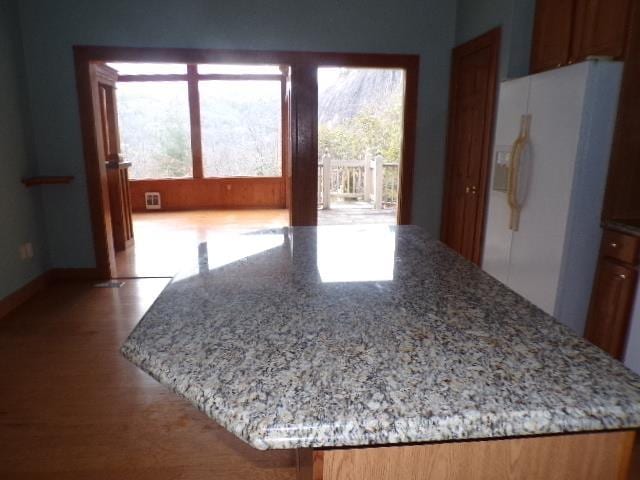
[[117, 81, 193, 179], [199, 80, 282, 177]]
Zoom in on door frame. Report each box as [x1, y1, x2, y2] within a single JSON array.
[[440, 28, 500, 265], [73, 46, 419, 279]]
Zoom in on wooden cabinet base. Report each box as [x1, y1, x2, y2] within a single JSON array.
[[297, 430, 635, 480]]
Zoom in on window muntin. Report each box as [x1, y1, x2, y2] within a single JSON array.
[[197, 64, 282, 75], [107, 63, 187, 75]]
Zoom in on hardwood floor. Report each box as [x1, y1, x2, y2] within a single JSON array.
[[0, 279, 296, 479], [1, 207, 638, 479], [114, 209, 289, 278], [113, 207, 400, 279]]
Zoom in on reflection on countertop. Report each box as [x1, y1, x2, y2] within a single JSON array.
[[122, 225, 640, 450]]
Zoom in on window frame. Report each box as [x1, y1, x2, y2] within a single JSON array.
[[116, 64, 286, 180]]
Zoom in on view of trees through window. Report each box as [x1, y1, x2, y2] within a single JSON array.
[[200, 80, 281, 177], [319, 68, 404, 163], [115, 64, 404, 188], [115, 64, 282, 180], [318, 68, 405, 211], [118, 81, 192, 179]]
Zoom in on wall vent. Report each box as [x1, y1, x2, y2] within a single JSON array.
[[144, 192, 162, 210]]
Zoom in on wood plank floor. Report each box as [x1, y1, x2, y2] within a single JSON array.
[[0, 279, 297, 479], [2, 280, 638, 479], [115, 209, 290, 278], [1, 206, 638, 479], [114, 207, 400, 278]]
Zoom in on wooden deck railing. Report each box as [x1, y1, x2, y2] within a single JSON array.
[[318, 154, 399, 210]]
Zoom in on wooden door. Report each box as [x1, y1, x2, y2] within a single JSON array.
[[530, 0, 577, 73], [441, 29, 500, 265], [95, 65, 134, 252], [585, 258, 637, 359], [577, 0, 632, 59]]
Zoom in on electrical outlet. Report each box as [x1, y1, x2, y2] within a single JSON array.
[[144, 192, 161, 210]]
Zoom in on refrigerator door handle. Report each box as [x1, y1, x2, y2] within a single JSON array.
[[507, 114, 531, 231]]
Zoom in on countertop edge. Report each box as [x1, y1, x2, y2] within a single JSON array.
[[121, 339, 640, 451]]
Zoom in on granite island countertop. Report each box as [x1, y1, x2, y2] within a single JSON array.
[[121, 225, 640, 450]]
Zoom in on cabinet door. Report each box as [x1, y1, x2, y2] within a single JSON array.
[[585, 259, 637, 359], [530, 0, 576, 73], [578, 0, 632, 59]]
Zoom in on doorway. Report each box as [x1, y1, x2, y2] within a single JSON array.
[[95, 60, 291, 278], [74, 47, 419, 279], [317, 67, 406, 225], [441, 29, 500, 265]]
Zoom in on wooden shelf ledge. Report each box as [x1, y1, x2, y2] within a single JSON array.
[[22, 176, 74, 187]]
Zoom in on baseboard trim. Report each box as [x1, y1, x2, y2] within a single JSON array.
[[0, 271, 50, 319], [0, 268, 103, 319], [49, 268, 102, 281]]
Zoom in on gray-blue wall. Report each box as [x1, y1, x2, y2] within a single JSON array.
[[455, 0, 535, 79], [15, 0, 457, 270], [0, 0, 48, 298]]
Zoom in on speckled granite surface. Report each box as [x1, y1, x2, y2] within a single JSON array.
[[121, 225, 640, 450]]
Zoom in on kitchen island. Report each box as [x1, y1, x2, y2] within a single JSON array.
[[122, 225, 640, 479]]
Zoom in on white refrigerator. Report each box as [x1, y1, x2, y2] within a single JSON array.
[[482, 60, 623, 334]]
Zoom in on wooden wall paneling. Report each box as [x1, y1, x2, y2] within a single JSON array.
[[308, 430, 635, 480], [128, 177, 286, 211], [74, 52, 116, 279], [289, 64, 318, 226], [601, 0, 640, 221]]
